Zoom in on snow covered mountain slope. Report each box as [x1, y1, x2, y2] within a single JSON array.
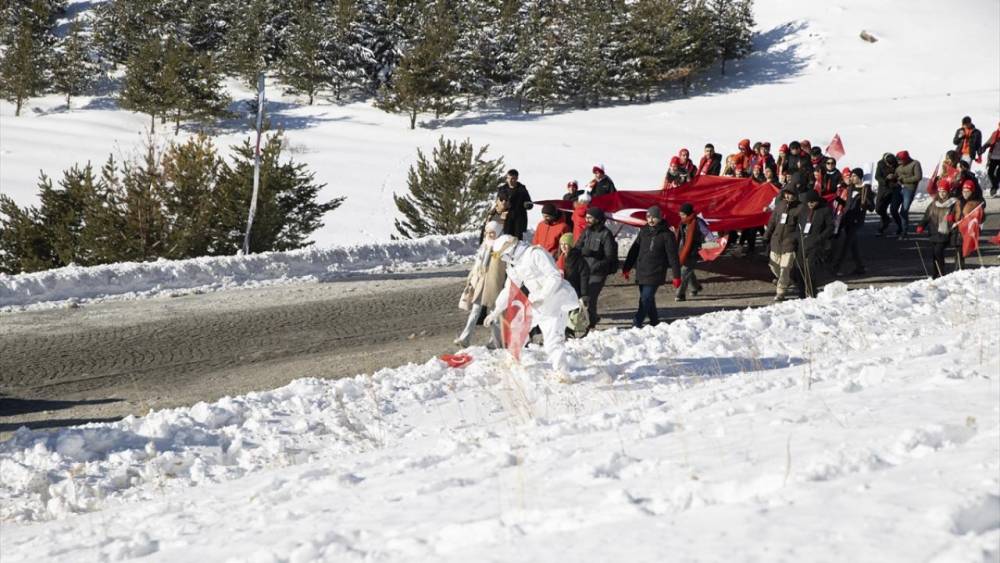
[[1, 268, 998, 562], [2, 0, 997, 248]]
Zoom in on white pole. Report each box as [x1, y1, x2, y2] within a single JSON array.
[[243, 72, 266, 255]]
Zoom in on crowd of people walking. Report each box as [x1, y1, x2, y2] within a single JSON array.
[[455, 116, 997, 361]]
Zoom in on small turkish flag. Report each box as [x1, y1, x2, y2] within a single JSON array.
[[825, 134, 846, 161], [989, 231, 1000, 246], [698, 235, 729, 262], [502, 281, 533, 362], [956, 204, 985, 257]]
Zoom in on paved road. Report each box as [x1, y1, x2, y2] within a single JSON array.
[[2, 215, 997, 436]]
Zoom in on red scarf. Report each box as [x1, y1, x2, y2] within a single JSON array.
[[678, 215, 697, 264]]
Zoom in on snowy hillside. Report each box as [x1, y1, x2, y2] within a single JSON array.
[[1, 268, 998, 562], [2, 0, 998, 248]]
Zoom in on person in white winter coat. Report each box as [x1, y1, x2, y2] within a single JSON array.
[[485, 235, 579, 372]]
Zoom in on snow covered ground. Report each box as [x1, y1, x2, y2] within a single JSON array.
[[2, 0, 998, 249], [1, 268, 998, 562], [0, 233, 477, 310]]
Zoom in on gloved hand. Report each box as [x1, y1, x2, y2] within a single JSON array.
[[484, 311, 499, 326], [524, 202, 534, 210], [946, 213, 955, 223], [622, 269, 631, 281], [915, 225, 925, 234], [671, 278, 681, 289]]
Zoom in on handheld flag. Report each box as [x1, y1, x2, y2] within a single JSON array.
[[825, 134, 846, 161], [956, 204, 985, 257], [698, 235, 729, 261], [502, 281, 533, 362]]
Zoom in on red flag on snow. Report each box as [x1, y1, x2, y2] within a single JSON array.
[[698, 235, 729, 262], [502, 281, 533, 362], [956, 203, 985, 257], [825, 134, 846, 161]]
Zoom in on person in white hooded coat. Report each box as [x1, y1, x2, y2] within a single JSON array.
[[485, 235, 579, 372]]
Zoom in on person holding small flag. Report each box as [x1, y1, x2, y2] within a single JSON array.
[[955, 180, 986, 269], [485, 235, 579, 373], [916, 181, 961, 278]]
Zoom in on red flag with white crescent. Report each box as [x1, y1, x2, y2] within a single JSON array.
[[825, 134, 846, 161], [956, 204, 985, 257], [502, 281, 533, 362], [698, 235, 729, 262]]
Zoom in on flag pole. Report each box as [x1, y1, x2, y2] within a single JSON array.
[[243, 72, 266, 255]]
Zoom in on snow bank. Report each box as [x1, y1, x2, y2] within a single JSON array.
[[0, 233, 477, 310], [2, 268, 998, 562]]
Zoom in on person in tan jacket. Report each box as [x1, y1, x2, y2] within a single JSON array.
[[455, 221, 506, 348]]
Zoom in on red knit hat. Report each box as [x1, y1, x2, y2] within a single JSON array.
[[841, 167, 851, 177], [895, 150, 910, 162], [937, 178, 952, 191], [961, 179, 975, 190], [779, 144, 788, 153], [738, 138, 751, 149], [670, 156, 680, 166]]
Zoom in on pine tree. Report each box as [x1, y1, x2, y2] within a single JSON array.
[[0, 0, 59, 116], [393, 137, 504, 239], [160, 135, 221, 258], [92, 0, 169, 67], [119, 37, 171, 132], [280, 0, 331, 104], [53, 18, 99, 108], [713, 0, 755, 75], [0, 195, 49, 273], [213, 132, 344, 253], [327, 0, 375, 100], [117, 144, 170, 260], [518, 2, 558, 114], [377, 0, 459, 128]]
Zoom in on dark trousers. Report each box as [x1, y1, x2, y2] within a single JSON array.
[[586, 278, 606, 329], [677, 265, 701, 297], [988, 159, 1000, 193], [793, 249, 821, 298], [633, 284, 660, 327], [930, 240, 949, 278], [831, 223, 864, 272], [876, 192, 902, 233]]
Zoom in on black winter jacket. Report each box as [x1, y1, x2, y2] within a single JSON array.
[[785, 153, 813, 192], [764, 198, 801, 253], [874, 156, 900, 199], [622, 223, 681, 286], [835, 184, 875, 227], [497, 182, 533, 239], [562, 247, 589, 298], [953, 127, 983, 158], [797, 201, 834, 255], [591, 176, 617, 198], [576, 223, 618, 282]]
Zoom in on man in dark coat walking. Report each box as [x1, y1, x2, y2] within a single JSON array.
[[830, 168, 875, 276], [497, 169, 533, 239], [575, 207, 618, 329], [621, 206, 682, 328], [763, 187, 801, 300], [873, 152, 902, 236], [794, 190, 834, 298], [953, 116, 983, 163]]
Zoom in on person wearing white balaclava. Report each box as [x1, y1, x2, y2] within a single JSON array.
[[485, 235, 579, 372], [455, 221, 505, 348]]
